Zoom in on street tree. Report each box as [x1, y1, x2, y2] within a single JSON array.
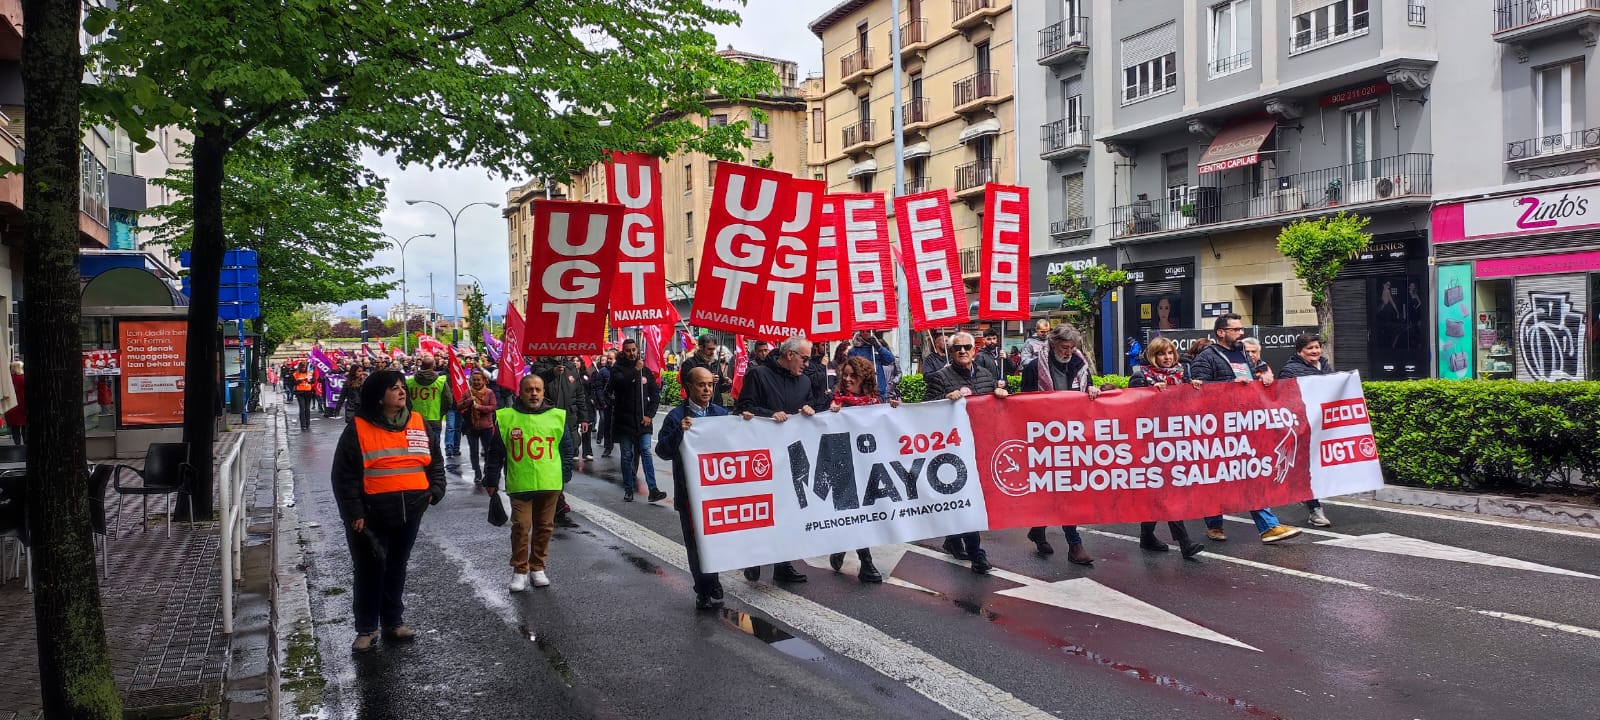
[[1047, 264, 1130, 371], [21, 0, 120, 716], [83, 0, 776, 508], [330, 321, 360, 339], [464, 283, 488, 353], [1276, 212, 1373, 366]]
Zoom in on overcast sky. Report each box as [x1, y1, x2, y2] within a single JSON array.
[[347, 0, 824, 321]]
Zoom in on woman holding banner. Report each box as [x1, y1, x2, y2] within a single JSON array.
[[1018, 325, 1099, 566], [825, 356, 900, 583], [1277, 333, 1335, 528], [1127, 338, 1207, 559]]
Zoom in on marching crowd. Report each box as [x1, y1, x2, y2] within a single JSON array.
[[313, 313, 1341, 650]]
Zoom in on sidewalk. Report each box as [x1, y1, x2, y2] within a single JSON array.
[[0, 417, 276, 719]]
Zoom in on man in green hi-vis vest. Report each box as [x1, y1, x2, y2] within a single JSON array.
[[484, 374, 570, 592], [406, 353, 455, 449]]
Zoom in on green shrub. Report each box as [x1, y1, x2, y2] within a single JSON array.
[[659, 370, 680, 403], [898, 374, 927, 403], [1006, 375, 1021, 394], [1094, 374, 1130, 388]]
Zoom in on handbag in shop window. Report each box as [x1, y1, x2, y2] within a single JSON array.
[[1444, 281, 1464, 308], [1446, 319, 1466, 338], [1448, 352, 1469, 373]]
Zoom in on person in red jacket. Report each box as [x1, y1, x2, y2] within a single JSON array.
[[5, 361, 23, 445]]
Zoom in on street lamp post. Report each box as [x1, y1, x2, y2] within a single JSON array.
[[383, 232, 436, 355], [405, 199, 500, 344]]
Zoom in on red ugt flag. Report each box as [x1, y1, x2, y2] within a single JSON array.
[[809, 196, 852, 343], [979, 184, 1031, 321], [523, 199, 625, 356], [894, 190, 969, 331], [445, 345, 471, 403], [497, 304, 527, 393], [605, 152, 674, 327], [691, 163, 798, 336]]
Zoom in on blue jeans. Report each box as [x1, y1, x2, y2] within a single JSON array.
[[1205, 508, 1280, 534], [445, 410, 460, 453], [619, 433, 658, 492]]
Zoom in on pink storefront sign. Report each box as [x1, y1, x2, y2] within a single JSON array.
[[1476, 250, 1600, 279], [1433, 182, 1600, 243]]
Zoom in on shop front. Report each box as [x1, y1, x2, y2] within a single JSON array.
[[1330, 232, 1431, 380], [1122, 257, 1197, 362], [1432, 181, 1600, 381], [1029, 246, 1120, 371]]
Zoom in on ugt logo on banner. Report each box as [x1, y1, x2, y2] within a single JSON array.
[[980, 184, 1031, 321], [894, 189, 969, 331], [691, 164, 802, 335], [523, 199, 625, 355], [837, 193, 897, 332], [605, 152, 672, 326]]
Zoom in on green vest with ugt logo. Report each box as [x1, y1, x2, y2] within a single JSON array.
[[406, 375, 448, 421], [496, 407, 566, 493]]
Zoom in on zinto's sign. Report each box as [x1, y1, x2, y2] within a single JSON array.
[[1448, 184, 1600, 241]]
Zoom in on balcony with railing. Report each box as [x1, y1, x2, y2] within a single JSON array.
[[0, 124, 19, 216], [1050, 217, 1093, 243], [898, 19, 929, 53], [1038, 17, 1090, 66], [1040, 117, 1091, 161], [959, 246, 982, 275], [1111, 153, 1433, 241], [952, 70, 1000, 114], [903, 98, 932, 129], [954, 159, 1001, 199], [1505, 127, 1600, 178], [79, 144, 110, 247], [840, 47, 874, 85], [1492, 0, 1600, 45], [904, 176, 933, 195], [842, 120, 876, 153], [952, 0, 1000, 31]]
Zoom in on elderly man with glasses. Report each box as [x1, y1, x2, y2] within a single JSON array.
[[737, 335, 828, 584], [923, 331, 1009, 574]]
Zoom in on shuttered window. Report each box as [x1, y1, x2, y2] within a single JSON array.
[[1513, 274, 1588, 381], [1331, 279, 1368, 376], [1065, 174, 1085, 219], [1122, 22, 1177, 67]]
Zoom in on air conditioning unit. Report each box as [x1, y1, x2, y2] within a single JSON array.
[[1271, 187, 1304, 213], [1374, 175, 1412, 198]]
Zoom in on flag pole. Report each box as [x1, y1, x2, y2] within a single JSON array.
[[889, 0, 912, 375]]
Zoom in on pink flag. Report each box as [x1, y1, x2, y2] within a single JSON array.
[[731, 334, 751, 399]]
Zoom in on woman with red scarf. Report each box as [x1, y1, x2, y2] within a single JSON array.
[[824, 355, 899, 583], [1129, 337, 1205, 558]]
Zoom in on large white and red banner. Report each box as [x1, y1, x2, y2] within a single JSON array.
[[809, 196, 852, 343], [605, 152, 673, 326], [979, 184, 1032, 321], [837, 192, 898, 332], [894, 189, 968, 331], [681, 374, 1382, 572], [523, 199, 625, 356], [691, 163, 800, 336], [497, 304, 526, 393]]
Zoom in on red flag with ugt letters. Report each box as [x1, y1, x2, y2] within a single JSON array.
[[731, 334, 751, 398], [523, 199, 625, 356], [980, 184, 1031, 321], [894, 190, 969, 331], [445, 345, 470, 403], [809, 196, 852, 343], [836, 192, 897, 332], [605, 152, 673, 327], [497, 304, 527, 392], [691, 163, 799, 336], [753, 178, 822, 342]]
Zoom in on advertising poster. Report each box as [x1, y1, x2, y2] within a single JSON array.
[[118, 320, 187, 426], [1436, 264, 1474, 380]]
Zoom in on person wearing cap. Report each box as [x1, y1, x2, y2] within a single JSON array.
[[679, 333, 732, 406]]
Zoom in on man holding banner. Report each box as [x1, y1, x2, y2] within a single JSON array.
[[656, 366, 730, 610], [924, 332, 1008, 574], [735, 335, 826, 584], [1019, 324, 1101, 566]]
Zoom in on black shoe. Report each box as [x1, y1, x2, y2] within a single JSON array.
[[554, 513, 578, 528], [829, 552, 846, 572], [858, 556, 883, 583], [1067, 543, 1094, 566], [970, 551, 992, 574], [623, 490, 634, 502], [647, 489, 667, 503], [743, 566, 761, 582], [1140, 535, 1171, 552], [1026, 527, 1054, 555], [710, 585, 725, 604], [602, 450, 613, 458], [1180, 542, 1206, 559], [772, 562, 808, 584], [695, 593, 717, 610], [941, 537, 970, 560]]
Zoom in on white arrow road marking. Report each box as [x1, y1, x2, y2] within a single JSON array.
[[803, 546, 941, 595], [896, 544, 1260, 651], [1315, 532, 1600, 579]]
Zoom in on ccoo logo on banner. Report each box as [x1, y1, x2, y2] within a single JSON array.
[[682, 402, 988, 573]]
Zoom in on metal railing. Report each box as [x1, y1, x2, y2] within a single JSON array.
[[1040, 117, 1091, 156], [1209, 49, 1252, 77], [1038, 17, 1090, 60], [1290, 14, 1369, 54], [955, 158, 1001, 193], [953, 70, 998, 108], [842, 119, 875, 149], [903, 98, 931, 125], [959, 246, 982, 274], [1111, 153, 1433, 239], [1051, 217, 1092, 236], [1408, 0, 1427, 25], [899, 19, 928, 47], [841, 47, 873, 79], [1506, 127, 1600, 161], [80, 145, 108, 227], [1494, 0, 1600, 32], [218, 433, 250, 634], [953, 0, 996, 23], [904, 176, 933, 195]]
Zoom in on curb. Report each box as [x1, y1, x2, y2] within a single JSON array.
[[270, 411, 322, 719], [1369, 485, 1600, 530]]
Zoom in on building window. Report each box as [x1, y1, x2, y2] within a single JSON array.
[[1208, 0, 1252, 77], [752, 119, 770, 139], [1163, 149, 1189, 214], [685, 211, 694, 244], [1407, 0, 1426, 26], [1345, 105, 1376, 180], [813, 172, 824, 182], [684, 161, 694, 191], [1123, 53, 1177, 104], [707, 114, 729, 128], [1536, 60, 1587, 145], [1064, 173, 1085, 220], [1291, 0, 1369, 55], [812, 108, 824, 142], [686, 257, 695, 282], [109, 127, 136, 175], [856, 174, 874, 193]]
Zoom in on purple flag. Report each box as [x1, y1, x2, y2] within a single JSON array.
[[308, 345, 336, 376], [482, 328, 504, 363]]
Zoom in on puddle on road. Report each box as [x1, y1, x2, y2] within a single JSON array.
[[520, 623, 574, 687], [1054, 641, 1281, 718], [951, 598, 1001, 621], [718, 609, 827, 662], [605, 544, 665, 575]]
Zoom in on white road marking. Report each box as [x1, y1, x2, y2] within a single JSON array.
[[1082, 528, 1600, 641], [1321, 498, 1600, 538], [896, 544, 1259, 651], [802, 545, 941, 595], [1315, 532, 1600, 579], [565, 495, 1058, 720]]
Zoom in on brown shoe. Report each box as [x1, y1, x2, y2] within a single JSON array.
[[351, 631, 379, 653], [1206, 528, 1228, 542], [1066, 543, 1093, 566], [383, 625, 417, 641]]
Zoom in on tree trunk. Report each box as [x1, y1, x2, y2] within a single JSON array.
[[1317, 298, 1337, 368], [21, 0, 122, 716], [182, 126, 230, 517]]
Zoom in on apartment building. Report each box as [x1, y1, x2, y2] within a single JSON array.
[[505, 49, 811, 322], [808, 0, 1016, 297], [504, 177, 566, 317], [1087, 0, 1438, 380]]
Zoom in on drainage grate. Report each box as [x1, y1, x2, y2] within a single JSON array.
[[122, 682, 216, 710]]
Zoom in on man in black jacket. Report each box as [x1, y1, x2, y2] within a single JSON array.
[[607, 340, 664, 503], [590, 351, 614, 458], [679, 333, 732, 406], [923, 331, 1008, 573], [735, 335, 825, 584]]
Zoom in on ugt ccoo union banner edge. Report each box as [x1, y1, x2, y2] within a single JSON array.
[[680, 374, 1382, 572]]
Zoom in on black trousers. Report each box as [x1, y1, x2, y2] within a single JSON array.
[[296, 393, 313, 429], [673, 461, 721, 596], [345, 510, 424, 634], [1141, 520, 1194, 543], [466, 426, 494, 478]]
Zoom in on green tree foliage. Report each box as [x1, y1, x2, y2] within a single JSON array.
[[1277, 212, 1372, 365], [1046, 263, 1130, 370], [83, 0, 777, 493], [464, 283, 488, 353]]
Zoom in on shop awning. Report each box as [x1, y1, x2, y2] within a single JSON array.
[[846, 159, 878, 178], [904, 141, 931, 160], [1197, 117, 1278, 175], [958, 118, 1002, 145]]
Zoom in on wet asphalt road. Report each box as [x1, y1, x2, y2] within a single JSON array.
[[288, 411, 1600, 720]]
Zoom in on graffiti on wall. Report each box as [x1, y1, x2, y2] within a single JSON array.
[[1517, 292, 1585, 382]]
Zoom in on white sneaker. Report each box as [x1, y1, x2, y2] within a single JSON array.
[[531, 570, 551, 587], [509, 573, 528, 592], [1308, 508, 1332, 527]]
